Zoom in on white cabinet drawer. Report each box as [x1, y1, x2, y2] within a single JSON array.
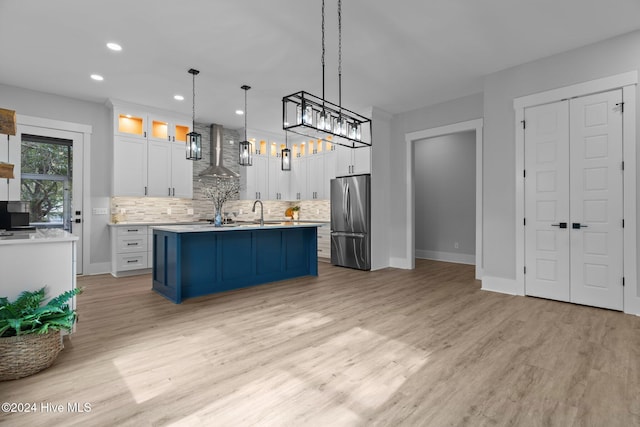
[[117, 226, 147, 236], [116, 252, 148, 271], [116, 235, 147, 253]]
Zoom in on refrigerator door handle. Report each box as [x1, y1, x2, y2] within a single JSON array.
[[346, 184, 351, 228], [331, 231, 366, 238]]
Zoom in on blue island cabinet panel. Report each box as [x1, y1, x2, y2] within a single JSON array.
[[152, 226, 319, 303]]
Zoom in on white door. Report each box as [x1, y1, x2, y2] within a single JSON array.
[[569, 90, 623, 310], [524, 89, 624, 310], [524, 100, 571, 302], [15, 125, 84, 274]]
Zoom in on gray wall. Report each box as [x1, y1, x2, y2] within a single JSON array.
[[414, 131, 475, 258], [389, 28, 640, 303], [483, 29, 640, 280], [389, 92, 484, 266], [0, 83, 112, 271]]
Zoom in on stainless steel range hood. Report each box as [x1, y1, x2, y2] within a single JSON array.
[[199, 124, 239, 178]]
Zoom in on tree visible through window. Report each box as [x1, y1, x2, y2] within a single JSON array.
[[21, 134, 72, 229]]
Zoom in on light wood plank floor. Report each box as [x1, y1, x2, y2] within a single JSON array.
[[1, 259, 639, 426]]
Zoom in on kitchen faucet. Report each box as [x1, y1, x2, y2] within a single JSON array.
[[252, 200, 264, 226]]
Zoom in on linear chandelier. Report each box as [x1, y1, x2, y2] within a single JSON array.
[[282, 0, 371, 149]]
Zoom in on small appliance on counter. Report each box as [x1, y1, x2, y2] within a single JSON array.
[[330, 173, 371, 270], [0, 201, 36, 231]]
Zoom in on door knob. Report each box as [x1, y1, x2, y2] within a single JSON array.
[[551, 222, 567, 228]]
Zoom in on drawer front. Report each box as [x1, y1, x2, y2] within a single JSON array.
[[117, 226, 148, 236], [116, 252, 148, 271], [117, 235, 147, 253]]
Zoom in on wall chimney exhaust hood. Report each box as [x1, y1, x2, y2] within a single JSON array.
[[199, 124, 239, 178]]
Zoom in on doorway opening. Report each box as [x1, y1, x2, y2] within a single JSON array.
[[405, 119, 483, 279], [414, 130, 476, 266]]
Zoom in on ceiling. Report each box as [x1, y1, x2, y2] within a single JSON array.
[[1, 0, 640, 138]]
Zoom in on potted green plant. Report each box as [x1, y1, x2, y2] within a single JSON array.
[[291, 205, 300, 220], [0, 286, 82, 381]]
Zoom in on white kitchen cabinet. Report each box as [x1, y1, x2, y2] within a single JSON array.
[[113, 135, 148, 196], [110, 225, 149, 277], [307, 153, 325, 199], [0, 134, 21, 201], [147, 140, 172, 196], [291, 156, 308, 201], [335, 144, 370, 176], [114, 107, 148, 140], [241, 154, 269, 200], [147, 141, 193, 198], [268, 156, 290, 200], [317, 223, 330, 260], [323, 149, 337, 198], [110, 100, 192, 198], [170, 141, 193, 198]]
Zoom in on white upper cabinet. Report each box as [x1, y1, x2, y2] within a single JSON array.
[[335, 144, 370, 176], [113, 136, 148, 197], [241, 154, 268, 200], [110, 100, 193, 198], [268, 156, 290, 200]]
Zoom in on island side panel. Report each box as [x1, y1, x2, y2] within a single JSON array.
[[152, 230, 182, 303]]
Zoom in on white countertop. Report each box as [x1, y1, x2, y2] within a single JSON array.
[[0, 228, 78, 245], [151, 221, 326, 233]]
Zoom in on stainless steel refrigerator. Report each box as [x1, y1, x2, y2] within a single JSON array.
[[330, 174, 371, 270]]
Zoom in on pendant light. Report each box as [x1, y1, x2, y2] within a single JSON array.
[[186, 68, 202, 160], [282, 0, 371, 149], [281, 131, 291, 171], [238, 85, 252, 166]]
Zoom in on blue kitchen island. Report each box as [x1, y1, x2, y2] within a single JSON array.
[[151, 222, 321, 303]]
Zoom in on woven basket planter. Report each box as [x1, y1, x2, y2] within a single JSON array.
[[0, 330, 62, 381]]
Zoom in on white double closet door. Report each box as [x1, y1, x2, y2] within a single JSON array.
[[524, 89, 623, 310]]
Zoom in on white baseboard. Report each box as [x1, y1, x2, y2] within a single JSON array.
[[416, 249, 475, 265], [81, 262, 111, 276], [481, 276, 523, 296], [390, 257, 413, 269]]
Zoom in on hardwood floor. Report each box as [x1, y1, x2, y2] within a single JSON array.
[[1, 259, 639, 426]]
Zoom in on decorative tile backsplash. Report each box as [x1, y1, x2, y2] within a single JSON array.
[[111, 123, 330, 224]]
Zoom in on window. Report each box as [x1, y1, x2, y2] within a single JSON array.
[[21, 134, 73, 229]]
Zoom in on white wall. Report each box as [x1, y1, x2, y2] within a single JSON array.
[[414, 131, 475, 263], [0, 83, 112, 272], [370, 107, 392, 270], [389, 92, 484, 267]]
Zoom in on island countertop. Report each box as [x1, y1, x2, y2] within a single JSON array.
[[150, 221, 326, 233]]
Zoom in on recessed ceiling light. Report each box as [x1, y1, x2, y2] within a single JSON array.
[[235, 110, 244, 115], [90, 74, 104, 81], [107, 42, 122, 51], [174, 95, 184, 101]]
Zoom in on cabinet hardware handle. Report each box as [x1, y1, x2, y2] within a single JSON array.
[[168, 188, 171, 196], [145, 186, 148, 196], [144, 131, 147, 138], [127, 243, 138, 246], [551, 223, 567, 229], [127, 259, 137, 263], [127, 229, 138, 232], [572, 223, 588, 229], [173, 188, 175, 197]]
